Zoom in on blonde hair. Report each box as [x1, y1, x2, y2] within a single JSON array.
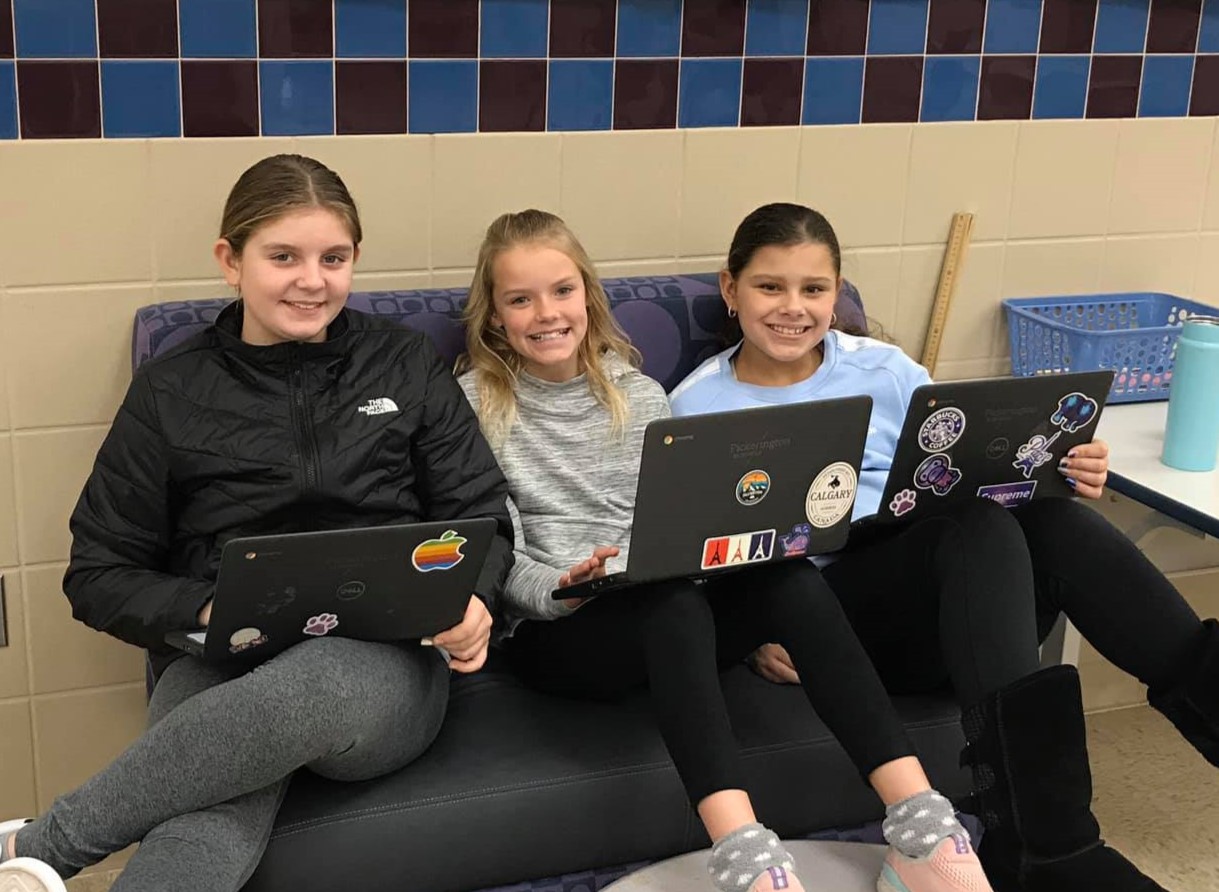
[[457, 209, 640, 447]]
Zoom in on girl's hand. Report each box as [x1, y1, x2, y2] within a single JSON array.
[[747, 643, 800, 685], [428, 595, 493, 674], [557, 546, 621, 608], [197, 600, 213, 627], [1058, 438, 1109, 500]]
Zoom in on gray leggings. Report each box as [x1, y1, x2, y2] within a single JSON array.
[[15, 637, 449, 892]]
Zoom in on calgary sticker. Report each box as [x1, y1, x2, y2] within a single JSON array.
[[805, 461, 858, 529], [701, 529, 776, 571], [918, 407, 967, 453], [736, 469, 771, 506], [411, 529, 467, 572]]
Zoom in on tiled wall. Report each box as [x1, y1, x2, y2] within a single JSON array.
[[6, 0, 1219, 138]]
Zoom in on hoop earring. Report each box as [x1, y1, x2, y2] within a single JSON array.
[[727, 307, 737, 319]]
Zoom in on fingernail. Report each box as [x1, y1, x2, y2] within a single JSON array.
[[1066, 477, 1077, 488], [1058, 457, 1070, 468], [420, 638, 434, 647], [1068, 450, 1078, 458]]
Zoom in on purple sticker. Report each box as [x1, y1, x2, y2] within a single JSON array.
[[768, 866, 789, 890], [953, 834, 970, 855], [976, 480, 1038, 508], [1012, 431, 1061, 479], [889, 488, 917, 517], [913, 453, 962, 496], [303, 613, 339, 637], [1051, 392, 1098, 433], [779, 523, 811, 557]]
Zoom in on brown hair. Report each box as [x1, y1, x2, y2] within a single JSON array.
[[219, 154, 362, 255], [457, 209, 639, 447]]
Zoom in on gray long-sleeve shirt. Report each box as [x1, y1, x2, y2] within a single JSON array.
[[458, 360, 670, 629]]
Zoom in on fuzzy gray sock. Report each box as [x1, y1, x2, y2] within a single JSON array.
[[882, 790, 969, 858], [707, 823, 796, 891]]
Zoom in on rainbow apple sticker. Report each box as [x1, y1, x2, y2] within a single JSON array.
[[411, 529, 467, 572]]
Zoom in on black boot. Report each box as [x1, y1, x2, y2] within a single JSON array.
[[1148, 618, 1219, 768], [961, 665, 1167, 892]]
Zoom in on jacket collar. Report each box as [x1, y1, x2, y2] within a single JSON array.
[[214, 300, 353, 369]]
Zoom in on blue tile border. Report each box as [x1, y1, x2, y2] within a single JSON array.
[[746, 0, 809, 58], [803, 57, 864, 124], [1034, 55, 1091, 118], [101, 60, 181, 137], [1094, 0, 1150, 54], [480, 0, 549, 58], [0, 62, 16, 139], [408, 59, 478, 133], [679, 58, 743, 127], [259, 60, 335, 136], [14, 0, 97, 58], [868, 0, 930, 56], [984, 0, 1043, 54], [922, 56, 980, 122], [547, 59, 613, 131], [335, 0, 407, 58], [617, 0, 682, 57], [179, 0, 256, 59], [1140, 54, 1194, 116]]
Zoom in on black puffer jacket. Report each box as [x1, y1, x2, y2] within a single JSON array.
[[64, 302, 513, 675]]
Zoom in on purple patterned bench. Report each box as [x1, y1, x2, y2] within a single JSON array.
[[130, 276, 968, 892]]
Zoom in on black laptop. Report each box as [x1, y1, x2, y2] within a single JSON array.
[[165, 518, 496, 662], [867, 371, 1115, 525], [552, 396, 873, 600]]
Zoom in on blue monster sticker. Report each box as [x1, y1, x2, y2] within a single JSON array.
[[913, 453, 962, 496], [1051, 392, 1099, 433]]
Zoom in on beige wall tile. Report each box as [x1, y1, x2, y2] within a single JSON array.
[[0, 298, 9, 433], [153, 280, 232, 303], [0, 142, 152, 287], [1002, 239, 1105, 298], [13, 427, 108, 566], [797, 124, 912, 248], [933, 357, 1010, 381], [432, 134, 562, 269], [351, 271, 433, 292], [904, 122, 1018, 244], [893, 246, 941, 360], [149, 138, 295, 281], [1099, 235, 1198, 297], [295, 136, 432, 273], [0, 436, 17, 568], [3, 286, 154, 429], [430, 268, 477, 289], [561, 131, 683, 262], [937, 243, 1006, 364], [1192, 233, 1219, 307], [33, 684, 147, 809], [679, 127, 800, 257], [841, 248, 902, 336], [1110, 118, 1212, 235], [1205, 125, 1219, 230], [0, 569, 29, 700], [675, 256, 728, 275], [0, 700, 37, 817], [1010, 120, 1119, 239], [595, 259, 685, 278], [25, 565, 145, 695]]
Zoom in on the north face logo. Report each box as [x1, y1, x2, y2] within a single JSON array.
[[357, 398, 399, 416]]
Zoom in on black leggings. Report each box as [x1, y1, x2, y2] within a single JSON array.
[[507, 559, 915, 806], [824, 497, 1206, 707]]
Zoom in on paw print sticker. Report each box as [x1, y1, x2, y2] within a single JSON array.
[[302, 613, 339, 637], [889, 488, 917, 517]]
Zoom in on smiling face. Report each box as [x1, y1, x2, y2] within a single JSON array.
[[490, 243, 590, 382], [723, 241, 839, 384], [214, 207, 359, 346]]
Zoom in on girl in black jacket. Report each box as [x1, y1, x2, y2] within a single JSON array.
[[0, 155, 514, 892]]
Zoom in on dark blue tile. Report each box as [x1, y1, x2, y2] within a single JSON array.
[[984, 0, 1042, 53], [1140, 54, 1193, 114], [803, 57, 864, 124], [180, 0, 256, 58], [13, 0, 96, 58], [408, 59, 477, 133], [868, 0, 930, 54], [617, 0, 681, 57], [335, 0, 406, 57], [0, 63, 15, 138], [678, 58, 742, 127], [921, 55, 980, 121], [1033, 55, 1090, 117], [1202, 0, 1219, 50], [1094, 0, 1150, 52], [480, 0, 548, 58], [746, 0, 808, 56], [259, 60, 334, 135], [547, 59, 612, 131], [101, 60, 180, 136]]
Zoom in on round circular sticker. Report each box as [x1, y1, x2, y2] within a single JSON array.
[[918, 407, 966, 453], [805, 462, 858, 529], [736, 469, 771, 506]]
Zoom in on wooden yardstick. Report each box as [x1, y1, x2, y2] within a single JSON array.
[[920, 212, 975, 376]]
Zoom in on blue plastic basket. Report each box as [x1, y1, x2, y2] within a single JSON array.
[[1002, 292, 1219, 404]]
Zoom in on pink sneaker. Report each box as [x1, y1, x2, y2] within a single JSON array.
[[877, 834, 994, 892]]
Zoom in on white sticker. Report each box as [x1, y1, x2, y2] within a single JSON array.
[[918, 407, 966, 453], [228, 627, 268, 654], [805, 461, 858, 529]]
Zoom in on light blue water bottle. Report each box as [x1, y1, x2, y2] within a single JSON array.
[[1162, 316, 1219, 472]]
